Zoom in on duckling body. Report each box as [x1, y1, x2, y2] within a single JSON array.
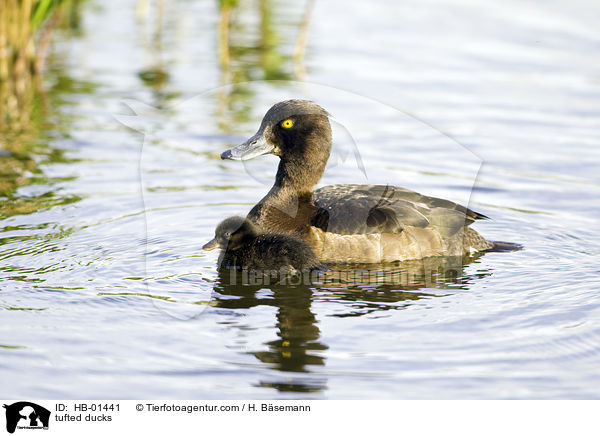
[[221, 100, 518, 263], [203, 216, 325, 272]]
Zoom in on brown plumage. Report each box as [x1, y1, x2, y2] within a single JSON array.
[[221, 100, 520, 263], [203, 216, 326, 272]]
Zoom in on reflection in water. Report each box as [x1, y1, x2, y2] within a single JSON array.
[[216, 0, 304, 131], [214, 273, 328, 392], [0, 75, 93, 219], [135, 0, 180, 107], [0, 3, 89, 220], [212, 254, 490, 393], [0, 0, 85, 130], [292, 0, 315, 81], [0, 3, 90, 292], [320, 254, 491, 317], [0, 125, 85, 219], [218, 0, 294, 81]]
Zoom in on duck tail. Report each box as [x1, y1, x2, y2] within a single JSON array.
[[487, 241, 523, 252]]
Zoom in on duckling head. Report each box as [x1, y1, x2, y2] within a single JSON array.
[[202, 216, 258, 251]]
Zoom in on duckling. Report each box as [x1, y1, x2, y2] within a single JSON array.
[[203, 216, 326, 273], [220, 99, 521, 263]]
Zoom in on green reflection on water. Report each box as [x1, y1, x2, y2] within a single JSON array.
[[129, 0, 307, 131], [3, 307, 46, 311], [135, 0, 180, 107], [0, 19, 93, 220], [215, 0, 302, 131], [0, 344, 27, 350]]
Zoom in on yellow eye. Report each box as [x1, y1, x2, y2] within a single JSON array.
[[281, 119, 294, 128]]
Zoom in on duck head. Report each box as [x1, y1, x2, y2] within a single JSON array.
[[202, 216, 258, 251], [221, 100, 332, 168]]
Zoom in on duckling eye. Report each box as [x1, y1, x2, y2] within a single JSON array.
[[281, 119, 294, 129], [224, 232, 231, 238]]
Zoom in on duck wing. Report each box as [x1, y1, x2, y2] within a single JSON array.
[[312, 184, 487, 236]]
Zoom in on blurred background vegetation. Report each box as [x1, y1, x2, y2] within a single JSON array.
[[0, 0, 84, 134], [0, 0, 313, 218], [0, 0, 87, 217]]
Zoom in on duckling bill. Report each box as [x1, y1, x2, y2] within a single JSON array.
[[203, 216, 326, 273], [219, 99, 521, 263]]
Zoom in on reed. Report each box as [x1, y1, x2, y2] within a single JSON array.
[[0, 0, 85, 218], [0, 0, 76, 134]]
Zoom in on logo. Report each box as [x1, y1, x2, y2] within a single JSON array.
[[3, 402, 50, 434]]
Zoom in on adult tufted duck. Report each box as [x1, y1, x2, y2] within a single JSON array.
[[220, 100, 519, 263]]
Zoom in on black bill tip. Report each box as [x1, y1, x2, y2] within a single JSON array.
[[202, 238, 220, 251]]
